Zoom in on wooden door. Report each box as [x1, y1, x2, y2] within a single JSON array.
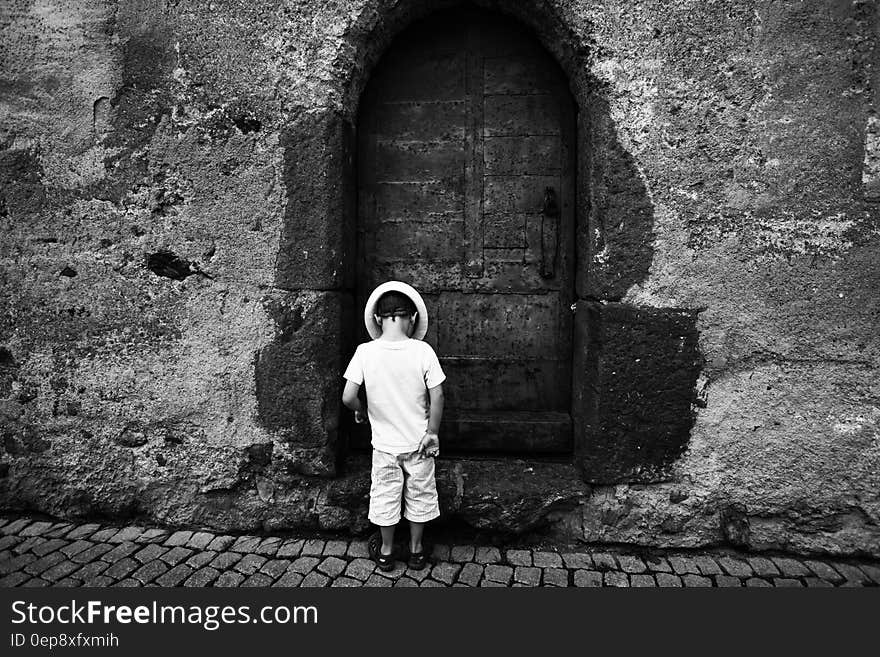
[[355, 8, 576, 454]]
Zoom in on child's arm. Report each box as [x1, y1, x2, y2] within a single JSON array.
[[342, 380, 367, 424], [417, 383, 444, 457]]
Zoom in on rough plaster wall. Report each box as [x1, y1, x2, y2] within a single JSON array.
[[0, 0, 878, 555], [577, 0, 880, 555]]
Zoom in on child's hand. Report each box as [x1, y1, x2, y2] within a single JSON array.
[[354, 409, 368, 424], [417, 432, 439, 458]]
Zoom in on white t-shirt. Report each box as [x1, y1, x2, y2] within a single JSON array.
[[343, 338, 446, 455]]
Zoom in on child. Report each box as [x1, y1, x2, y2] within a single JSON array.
[[342, 281, 445, 571]]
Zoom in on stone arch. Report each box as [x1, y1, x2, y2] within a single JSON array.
[[267, 0, 698, 486]]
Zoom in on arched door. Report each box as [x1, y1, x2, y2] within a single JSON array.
[[355, 7, 576, 454]]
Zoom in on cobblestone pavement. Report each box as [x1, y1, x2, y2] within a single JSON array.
[[1, 516, 879, 588]]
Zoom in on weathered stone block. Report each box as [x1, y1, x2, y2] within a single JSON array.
[[254, 291, 354, 477], [276, 110, 355, 290], [573, 301, 702, 483]]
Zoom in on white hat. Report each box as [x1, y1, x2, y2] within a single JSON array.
[[363, 280, 429, 341]]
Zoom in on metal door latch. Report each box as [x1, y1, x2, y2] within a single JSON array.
[[540, 186, 559, 278]]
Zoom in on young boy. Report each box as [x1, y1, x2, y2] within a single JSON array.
[[342, 281, 445, 571]]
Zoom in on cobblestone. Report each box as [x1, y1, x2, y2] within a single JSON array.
[[774, 578, 804, 587], [187, 532, 215, 550], [0, 535, 21, 550], [604, 572, 629, 587], [90, 528, 120, 543], [186, 551, 217, 570], [132, 560, 168, 584], [333, 576, 362, 587], [73, 561, 110, 582], [573, 570, 602, 587], [718, 556, 753, 578], [317, 556, 347, 578], [157, 564, 194, 587], [234, 554, 267, 575], [656, 573, 682, 587], [344, 558, 375, 581], [1, 516, 877, 588], [667, 556, 699, 575], [184, 567, 221, 587], [346, 541, 369, 559], [682, 574, 712, 587], [111, 527, 144, 544], [165, 531, 193, 547], [20, 521, 54, 537], [618, 555, 647, 574], [475, 547, 501, 564], [104, 558, 139, 580], [134, 544, 168, 563], [592, 553, 618, 571], [290, 556, 321, 575], [23, 551, 66, 576], [747, 557, 780, 577], [430, 562, 461, 585], [484, 564, 513, 584], [451, 545, 475, 563], [160, 547, 194, 566], [242, 573, 274, 587], [859, 564, 880, 585], [206, 536, 236, 551], [71, 543, 113, 564], [514, 566, 540, 586], [506, 549, 532, 566], [42, 560, 81, 582], [230, 536, 262, 553], [542, 568, 568, 587], [254, 538, 283, 557], [746, 577, 772, 587], [630, 574, 656, 587], [458, 563, 484, 586], [137, 529, 169, 544], [277, 540, 305, 558], [772, 557, 811, 578], [804, 560, 843, 583], [323, 540, 348, 556], [261, 559, 293, 579], [561, 552, 591, 569], [59, 540, 93, 558], [431, 544, 450, 561], [832, 563, 870, 586], [363, 573, 392, 587], [533, 551, 563, 568], [102, 542, 141, 562], [210, 552, 242, 570], [273, 571, 305, 587], [214, 571, 245, 587], [302, 571, 330, 587], [694, 555, 722, 575]]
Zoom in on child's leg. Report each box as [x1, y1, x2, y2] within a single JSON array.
[[400, 452, 440, 557], [408, 520, 425, 554], [379, 524, 396, 556]]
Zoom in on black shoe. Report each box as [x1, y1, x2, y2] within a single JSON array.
[[407, 551, 428, 570], [368, 533, 395, 572]]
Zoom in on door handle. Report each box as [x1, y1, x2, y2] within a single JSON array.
[[540, 186, 559, 278]]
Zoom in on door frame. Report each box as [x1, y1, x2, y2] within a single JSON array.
[[347, 6, 580, 458]]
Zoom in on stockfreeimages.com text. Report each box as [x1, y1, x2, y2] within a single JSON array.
[[11, 600, 317, 631]]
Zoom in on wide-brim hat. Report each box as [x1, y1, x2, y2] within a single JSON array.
[[364, 281, 428, 341]]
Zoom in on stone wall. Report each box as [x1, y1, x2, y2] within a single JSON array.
[[1, 0, 878, 557]]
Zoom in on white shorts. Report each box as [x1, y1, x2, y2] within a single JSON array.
[[368, 448, 440, 526]]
